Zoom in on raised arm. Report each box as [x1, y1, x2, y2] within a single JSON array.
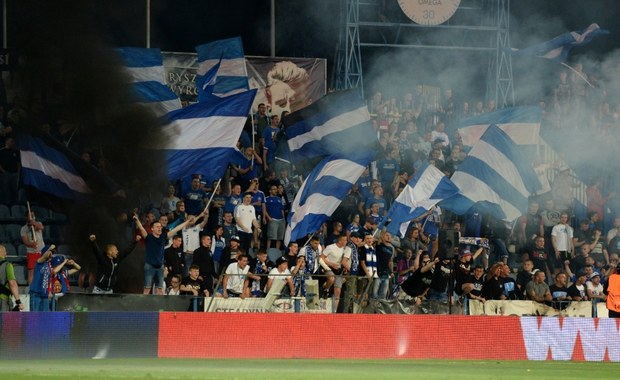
[[119, 236, 141, 262], [37, 246, 55, 264], [64, 259, 81, 275], [167, 215, 195, 239], [472, 244, 485, 261], [133, 213, 148, 239]]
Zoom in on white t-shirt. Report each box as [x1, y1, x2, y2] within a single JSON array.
[[225, 262, 249, 293], [321, 243, 347, 270], [586, 281, 604, 297], [182, 225, 203, 253], [21, 224, 45, 253], [234, 204, 256, 233], [268, 267, 291, 282], [551, 223, 573, 251]]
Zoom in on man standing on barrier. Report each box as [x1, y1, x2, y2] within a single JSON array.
[[89, 234, 140, 294], [604, 261, 620, 317], [135, 212, 195, 295]]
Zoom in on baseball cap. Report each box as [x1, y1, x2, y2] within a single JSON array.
[[230, 235, 240, 242], [589, 272, 601, 279], [459, 249, 472, 258], [276, 256, 288, 266], [51, 255, 65, 267]]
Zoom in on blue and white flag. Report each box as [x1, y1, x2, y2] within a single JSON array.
[[284, 151, 373, 245], [442, 125, 542, 221], [195, 37, 249, 100], [458, 107, 541, 147], [510, 23, 608, 63], [19, 136, 91, 200], [116, 47, 181, 117], [383, 163, 459, 238], [149, 89, 257, 181], [283, 89, 376, 162]]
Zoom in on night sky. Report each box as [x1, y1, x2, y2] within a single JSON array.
[[7, 0, 620, 98], [8, 1, 616, 59]]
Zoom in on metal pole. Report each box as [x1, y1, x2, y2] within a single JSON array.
[[146, 0, 151, 48], [270, 0, 275, 57], [3, 0, 7, 48]]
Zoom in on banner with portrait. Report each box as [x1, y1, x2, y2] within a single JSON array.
[[162, 52, 327, 115]]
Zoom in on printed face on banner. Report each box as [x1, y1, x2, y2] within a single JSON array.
[[162, 53, 326, 114]]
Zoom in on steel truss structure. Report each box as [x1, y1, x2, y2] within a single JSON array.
[[335, 0, 514, 107]]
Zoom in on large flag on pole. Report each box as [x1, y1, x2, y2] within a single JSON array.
[[148, 89, 257, 181], [195, 37, 249, 101], [441, 125, 542, 221], [458, 107, 541, 148], [510, 23, 608, 63], [19, 135, 91, 200], [116, 47, 182, 117], [282, 89, 377, 163], [284, 151, 373, 245], [382, 163, 460, 238]]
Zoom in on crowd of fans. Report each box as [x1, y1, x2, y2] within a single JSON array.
[[2, 60, 620, 315]]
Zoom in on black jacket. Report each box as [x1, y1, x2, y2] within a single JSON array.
[[91, 240, 137, 291]]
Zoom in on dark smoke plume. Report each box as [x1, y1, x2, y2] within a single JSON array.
[[13, 1, 170, 291]]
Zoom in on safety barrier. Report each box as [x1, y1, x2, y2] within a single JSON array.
[[1, 312, 618, 361]]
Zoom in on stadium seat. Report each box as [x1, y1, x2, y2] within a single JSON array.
[[4, 224, 23, 244], [0, 204, 11, 222], [17, 188, 28, 205], [46, 225, 65, 244], [17, 244, 27, 257], [31, 205, 51, 221], [0, 225, 6, 243], [12, 264, 27, 286], [3, 243, 17, 256], [10, 205, 27, 222], [4, 244, 25, 264]]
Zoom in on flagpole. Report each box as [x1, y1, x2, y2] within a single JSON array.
[[202, 178, 222, 215], [270, 0, 275, 57], [250, 113, 255, 167], [146, 0, 151, 48], [3, 0, 7, 49], [26, 201, 36, 244], [560, 62, 594, 88]]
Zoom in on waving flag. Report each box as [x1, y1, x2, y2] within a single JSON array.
[[283, 89, 376, 162], [195, 37, 249, 100], [117, 47, 181, 117], [383, 163, 459, 238], [442, 125, 542, 221], [19, 135, 91, 200], [284, 151, 373, 245], [458, 107, 541, 147], [148, 89, 257, 181], [510, 23, 608, 63]]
